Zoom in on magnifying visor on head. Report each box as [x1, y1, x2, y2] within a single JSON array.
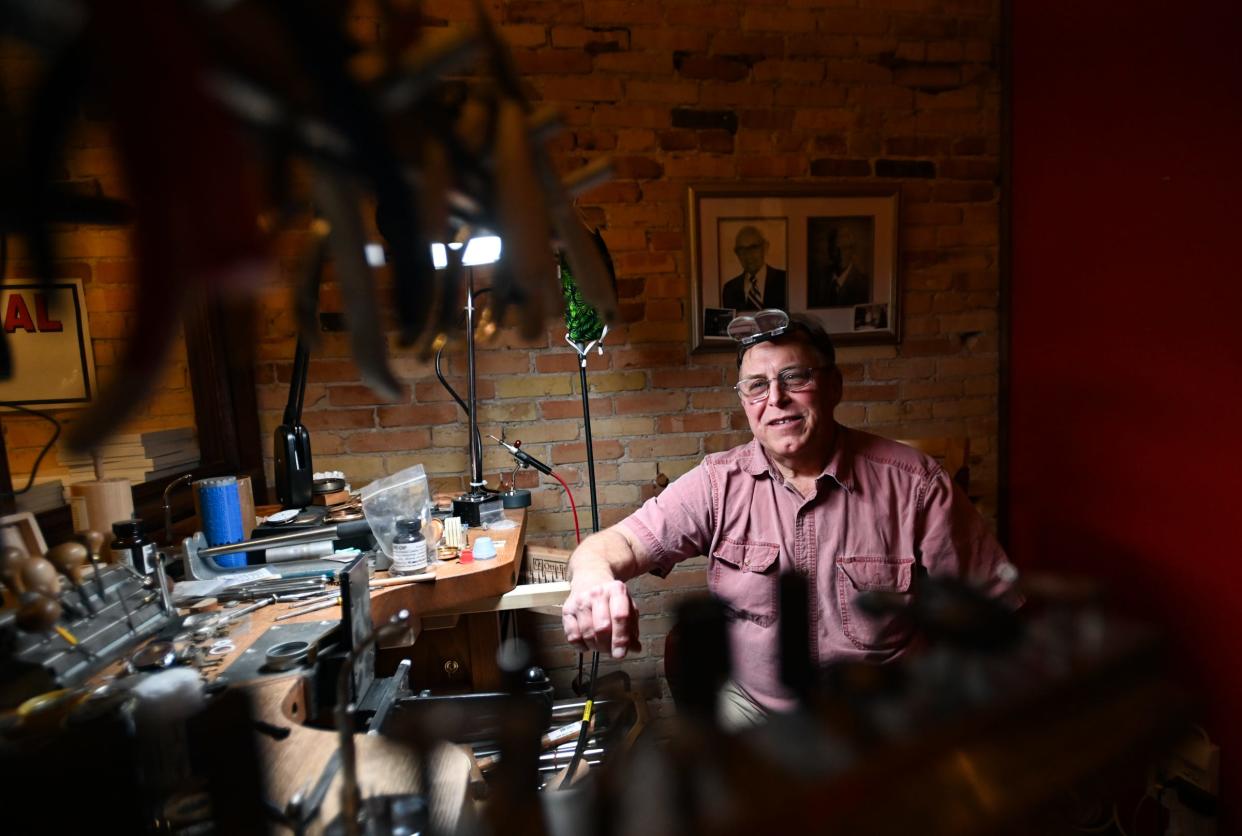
[[727, 308, 837, 369], [726, 308, 792, 348]]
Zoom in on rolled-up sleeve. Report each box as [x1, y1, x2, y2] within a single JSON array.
[[916, 468, 1021, 605], [619, 463, 716, 578]]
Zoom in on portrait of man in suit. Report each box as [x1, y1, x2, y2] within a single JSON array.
[[807, 217, 874, 309], [720, 223, 787, 311]]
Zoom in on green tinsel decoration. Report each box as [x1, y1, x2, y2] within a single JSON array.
[[559, 250, 605, 345]]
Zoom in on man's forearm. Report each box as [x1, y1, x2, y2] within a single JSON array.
[[567, 526, 643, 587]]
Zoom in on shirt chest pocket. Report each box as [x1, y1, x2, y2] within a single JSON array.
[[710, 539, 780, 628], [836, 555, 916, 652]]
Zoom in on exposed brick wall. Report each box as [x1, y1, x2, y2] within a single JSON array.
[[2, 0, 1003, 709], [257, 0, 1004, 703]]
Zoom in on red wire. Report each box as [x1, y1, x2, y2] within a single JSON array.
[[550, 470, 582, 544]]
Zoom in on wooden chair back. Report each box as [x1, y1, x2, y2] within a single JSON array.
[[895, 437, 971, 495]]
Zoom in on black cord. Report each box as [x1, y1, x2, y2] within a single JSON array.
[[561, 650, 600, 788], [0, 402, 61, 496]]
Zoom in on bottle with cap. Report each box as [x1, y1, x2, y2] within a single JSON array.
[[111, 518, 157, 575], [390, 518, 428, 575]]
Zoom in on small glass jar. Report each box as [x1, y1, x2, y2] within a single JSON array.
[[111, 518, 156, 575], [390, 518, 427, 575]]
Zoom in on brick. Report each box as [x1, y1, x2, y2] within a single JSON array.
[[629, 436, 702, 458], [656, 412, 726, 433], [303, 408, 375, 430], [875, 158, 936, 178], [594, 52, 674, 74], [810, 157, 871, 177], [582, 370, 647, 392], [414, 379, 495, 402], [793, 109, 855, 132], [738, 155, 805, 178], [513, 47, 594, 75], [541, 397, 613, 419], [662, 155, 737, 178], [614, 251, 677, 276], [584, 1, 662, 25], [630, 27, 709, 52], [477, 401, 538, 423], [535, 76, 624, 102], [550, 25, 629, 51], [500, 23, 548, 48], [346, 429, 432, 453], [552, 439, 624, 464], [674, 54, 750, 83], [618, 461, 659, 482], [494, 375, 574, 398], [591, 416, 656, 436], [613, 391, 687, 415], [842, 383, 900, 402], [691, 390, 737, 409], [754, 59, 826, 84], [646, 231, 685, 252], [939, 158, 999, 181], [377, 402, 459, 426], [505, 1, 582, 25], [608, 345, 685, 369], [625, 79, 700, 105], [612, 155, 665, 179], [698, 84, 774, 108], [709, 32, 786, 59], [741, 7, 816, 32], [651, 368, 722, 389], [644, 298, 684, 321]]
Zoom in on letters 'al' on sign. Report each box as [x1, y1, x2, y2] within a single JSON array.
[[0, 280, 97, 409]]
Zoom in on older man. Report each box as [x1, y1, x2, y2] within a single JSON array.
[[561, 311, 1017, 727], [721, 226, 787, 311]]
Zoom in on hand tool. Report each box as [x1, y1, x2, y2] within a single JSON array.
[[75, 530, 110, 600], [46, 541, 97, 616]]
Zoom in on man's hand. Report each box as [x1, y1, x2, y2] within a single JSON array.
[[562, 577, 642, 659]]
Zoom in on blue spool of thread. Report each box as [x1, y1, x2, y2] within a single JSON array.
[[199, 477, 246, 568]]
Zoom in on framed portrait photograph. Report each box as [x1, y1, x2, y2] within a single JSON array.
[[687, 183, 900, 351]]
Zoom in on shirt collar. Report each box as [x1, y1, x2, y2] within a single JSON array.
[[741, 425, 855, 492]]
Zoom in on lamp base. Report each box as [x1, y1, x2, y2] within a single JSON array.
[[452, 493, 504, 527], [501, 489, 532, 509]]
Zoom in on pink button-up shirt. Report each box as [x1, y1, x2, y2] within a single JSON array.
[[621, 425, 1017, 712]]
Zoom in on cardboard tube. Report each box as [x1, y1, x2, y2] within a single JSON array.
[[68, 479, 135, 533]]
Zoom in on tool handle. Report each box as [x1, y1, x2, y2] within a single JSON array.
[[515, 448, 554, 476], [332, 518, 373, 540]]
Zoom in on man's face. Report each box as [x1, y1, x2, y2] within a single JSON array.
[[738, 338, 841, 464], [734, 229, 767, 275], [836, 227, 858, 266]]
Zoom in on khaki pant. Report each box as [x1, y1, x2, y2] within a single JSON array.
[[717, 679, 768, 731]]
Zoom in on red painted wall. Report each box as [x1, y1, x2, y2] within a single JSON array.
[[1009, 0, 1242, 818]]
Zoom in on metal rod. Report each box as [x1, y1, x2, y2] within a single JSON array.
[[465, 266, 484, 493], [579, 360, 600, 533], [197, 526, 342, 559]]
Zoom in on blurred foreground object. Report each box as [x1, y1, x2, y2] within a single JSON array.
[[0, 0, 617, 451]]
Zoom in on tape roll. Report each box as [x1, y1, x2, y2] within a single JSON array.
[[196, 477, 245, 568]]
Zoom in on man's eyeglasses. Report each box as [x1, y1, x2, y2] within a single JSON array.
[[734, 367, 826, 403]]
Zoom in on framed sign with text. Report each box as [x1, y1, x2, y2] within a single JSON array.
[[0, 279, 96, 409]]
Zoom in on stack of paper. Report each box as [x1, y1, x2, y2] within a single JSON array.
[[58, 426, 200, 484]]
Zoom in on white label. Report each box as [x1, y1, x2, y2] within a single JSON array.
[[391, 540, 428, 573]]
